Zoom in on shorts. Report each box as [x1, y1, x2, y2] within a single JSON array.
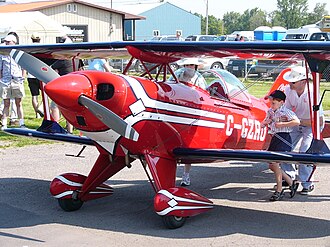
[[28, 78, 41, 96], [268, 132, 292, 152], [0, 80, 25, 99]]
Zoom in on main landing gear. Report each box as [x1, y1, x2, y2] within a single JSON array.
[[162, 215, 186, 229], [58, 198, 84, 212]]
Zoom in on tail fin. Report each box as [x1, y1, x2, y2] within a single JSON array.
[[264, 68, 291, 99]]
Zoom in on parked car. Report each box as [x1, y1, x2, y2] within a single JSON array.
[[133, 60, 179, 73], [199, 56, 233, 70], [215, 35, 237, 41], [226, 59, 257, 77], [109, 59, 129, 72], [150, 35, 184, 41], [185, 35, 217, 41], [253, 59, 302, 80]]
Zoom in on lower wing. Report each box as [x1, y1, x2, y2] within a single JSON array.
[[173, 139, 330, 167], [4, 120, 94, 146]]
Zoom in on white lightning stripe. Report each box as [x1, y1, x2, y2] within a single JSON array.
[[234, 124, 242, 129], [53, 191, 74, 199], [157, 205, 213, 216], [55, 175, 83, 187], [83, 110, 226, 154], [158, 190, 213, 206], [126, 111, 225, 129], [121, 75, 226, 121]]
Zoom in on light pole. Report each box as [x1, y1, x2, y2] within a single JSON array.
[[205, 0, 208, 35]]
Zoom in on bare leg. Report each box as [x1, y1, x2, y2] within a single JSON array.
[[269, 163, 283, 192], [1, 99, 10, 128], [184, 164, 191, 174]]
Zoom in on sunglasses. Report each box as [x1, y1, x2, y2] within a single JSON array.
[[290, 79, 306, 84]]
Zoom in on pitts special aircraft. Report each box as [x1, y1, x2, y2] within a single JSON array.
[[1, 41, 330, 229]]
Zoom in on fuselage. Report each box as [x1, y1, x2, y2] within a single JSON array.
[[45, 70, 270, 157]]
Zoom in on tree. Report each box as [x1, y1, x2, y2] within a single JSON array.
[[195, 13, 224, 35], [241, 8, 268, 30], [276, 0, 308, 29], [306, 3, 328, 24], [223, 11, 241, 34], [268, 10, 285, 27]]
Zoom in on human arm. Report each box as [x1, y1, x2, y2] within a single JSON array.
[[299, 116, 324, 127], [275, 117, 300, 128], [102, 61, 112, 72], [261, 111, 272, 128]]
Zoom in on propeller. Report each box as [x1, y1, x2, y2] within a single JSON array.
[[78, 95, 139, 142], [11, 49, 139, 141], [10, 49, 59, 83]]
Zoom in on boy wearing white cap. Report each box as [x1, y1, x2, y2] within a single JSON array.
[[283, 66, 324, 195], [0, 34, 26, 129]]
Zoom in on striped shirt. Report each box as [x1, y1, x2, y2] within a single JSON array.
[[0, 55, 24, 86], [264, 105, 298, 134]]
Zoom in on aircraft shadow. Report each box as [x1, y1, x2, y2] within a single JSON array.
[[180, 163, 330, 203], [0, 170, 329, 239]]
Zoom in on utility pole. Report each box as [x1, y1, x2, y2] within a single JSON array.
[[205, 0, 208, 35]]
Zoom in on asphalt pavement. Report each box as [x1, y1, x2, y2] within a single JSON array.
[[0, 143, 329, 246]]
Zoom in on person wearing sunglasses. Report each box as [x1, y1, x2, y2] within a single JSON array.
[[283, 66, 325, 195]]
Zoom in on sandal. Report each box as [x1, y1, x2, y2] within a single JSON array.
[[269, 191, 284, 201], [289, 180, 299, 198]]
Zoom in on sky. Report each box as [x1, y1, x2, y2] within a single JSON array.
[[163, 0, 330, 18], [9, 0, 330, 19]]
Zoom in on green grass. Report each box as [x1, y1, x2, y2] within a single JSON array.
[[1, 78, 330, 148], [244, 79, 330, 110], [0, 81, 59, 148]]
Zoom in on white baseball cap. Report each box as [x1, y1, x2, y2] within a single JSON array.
[[283, 66, 310, 82], [177, 57, 203, 66], [4, 34, 17, 43]]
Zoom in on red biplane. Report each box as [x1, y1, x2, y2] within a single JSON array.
[[2, 41, 330, 229]]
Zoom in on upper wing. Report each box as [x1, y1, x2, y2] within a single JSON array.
[[0, 41, 330, 67]]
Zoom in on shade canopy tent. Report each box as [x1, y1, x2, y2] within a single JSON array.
[[0, 11, 65, 44]]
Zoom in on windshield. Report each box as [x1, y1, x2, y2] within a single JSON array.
[[202, 70, 251, 103]]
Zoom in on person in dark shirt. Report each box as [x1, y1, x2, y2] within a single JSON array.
[[49, 36, 75, 133]]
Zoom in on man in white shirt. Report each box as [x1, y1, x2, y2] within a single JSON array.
[[0, 34, 26, 129], [283, 66, 324, 195]]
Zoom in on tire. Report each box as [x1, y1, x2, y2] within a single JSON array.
[[170, 63, 179, 71], [210, 62, 223, 70], [58, 198, 83, 212], [162, 215, 186, 229]]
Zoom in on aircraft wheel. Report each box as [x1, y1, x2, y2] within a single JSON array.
[[162, 215, 186, 229], [58, 198, 84, 212], [211, 62, 223, 70]]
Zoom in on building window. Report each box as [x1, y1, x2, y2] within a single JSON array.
[[67, 4, 77, 12], [153, 30, 160, 36]]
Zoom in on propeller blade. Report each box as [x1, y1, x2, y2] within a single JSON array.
[[78, 95, 139, 141], [10, 49, 59, 83]]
